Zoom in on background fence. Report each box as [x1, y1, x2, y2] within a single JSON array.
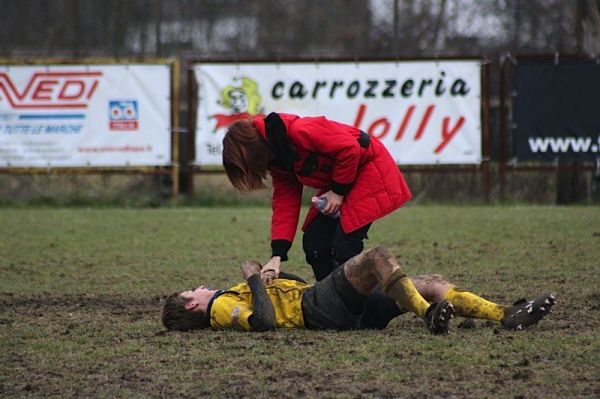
[[1, 0, 599, 204]]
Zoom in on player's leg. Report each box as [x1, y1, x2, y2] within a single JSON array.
[[410, 274, 505, 321], [411, 274, 556, 330], [359, 288, 404, 330], [304, 222, 403, 330], [301, 266, 368, 330], [360, 273, 508, 330], [343, 246, 453, 334], [343, 246, 428, 315], [330, 222, 402, 329]]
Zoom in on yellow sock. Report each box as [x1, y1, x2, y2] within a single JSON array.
[[444, 287, 506, 321], [383, 269, 430, 318]]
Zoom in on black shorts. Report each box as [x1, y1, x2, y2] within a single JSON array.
[[301, 268, 365, 330]]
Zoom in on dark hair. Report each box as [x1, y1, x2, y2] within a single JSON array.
[[161, 293, 208, 331], [222, 119, 273, 191]]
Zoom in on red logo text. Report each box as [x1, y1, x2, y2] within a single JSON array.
[[0, 71, 102, 109]]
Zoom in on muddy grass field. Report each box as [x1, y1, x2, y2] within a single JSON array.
[[1, 206, 599, 398]]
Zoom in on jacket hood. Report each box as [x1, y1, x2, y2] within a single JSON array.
[[253, 113, 300, 139]]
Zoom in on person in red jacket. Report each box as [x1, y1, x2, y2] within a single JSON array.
[[222, 112, 412, 285]]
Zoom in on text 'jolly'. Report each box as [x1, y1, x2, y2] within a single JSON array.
[[353, 103, 465, 155]]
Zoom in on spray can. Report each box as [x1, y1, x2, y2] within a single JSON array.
[[311, 196, 340, 218]]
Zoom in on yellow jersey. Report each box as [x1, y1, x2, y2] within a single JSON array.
[[210, 278, 310, 331]]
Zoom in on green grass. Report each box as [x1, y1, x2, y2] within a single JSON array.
[[1, 206, 599, 397]]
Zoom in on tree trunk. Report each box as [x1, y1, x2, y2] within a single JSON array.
[[556, 162, 588, 204], [72, 0, 80, 56], [431, 0, 447, 51], [155, 0, 163, 57]]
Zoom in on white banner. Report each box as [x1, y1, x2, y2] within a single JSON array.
[[0, 64, 171, 167], [194, 61, 481, 165]]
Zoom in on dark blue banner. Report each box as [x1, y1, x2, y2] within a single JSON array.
[[513, 61, 600, 161]]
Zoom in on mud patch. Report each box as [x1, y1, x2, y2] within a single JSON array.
[[0, 293, 161, 311], [457, 318, 477, 329]]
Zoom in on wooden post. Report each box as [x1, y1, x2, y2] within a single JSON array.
[[187, 65, 197, 196], [499, 59, 509, 202], [481, 60, 491, 203], [170, 58, 180, 203]]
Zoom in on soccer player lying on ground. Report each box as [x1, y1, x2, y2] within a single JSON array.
[[162, 246, 555, 333]]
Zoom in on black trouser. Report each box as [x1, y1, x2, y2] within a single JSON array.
[[302, 214, 402, 329], [302, 213, 371, 281]]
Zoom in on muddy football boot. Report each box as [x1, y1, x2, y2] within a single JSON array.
[[501, 293, 556, 330], [424, 300, 454, 334]]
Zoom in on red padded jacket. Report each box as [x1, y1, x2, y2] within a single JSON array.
[[253, 113, 412, 260]]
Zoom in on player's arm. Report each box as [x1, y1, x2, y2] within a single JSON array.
[[247, 275, 276, 331], [241, 261, 276, 331]]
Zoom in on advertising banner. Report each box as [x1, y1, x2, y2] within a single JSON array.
[[513, 62, 600, 161], [0, 64, 171, 167], [193, 61, 481, 165]]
